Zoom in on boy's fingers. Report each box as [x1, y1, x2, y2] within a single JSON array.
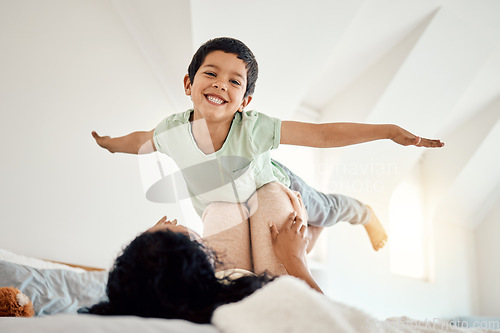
[[416, 137, 444, 148], [425, 138, 444, 147]]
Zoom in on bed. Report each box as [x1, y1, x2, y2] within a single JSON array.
[[1, 248, 498, 333], [0, 248, 218, 332]]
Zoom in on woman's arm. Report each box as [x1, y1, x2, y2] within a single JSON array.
[[280, 121, 444, 148], [92, 129, 156, 154], [270, 212, 323, 294]]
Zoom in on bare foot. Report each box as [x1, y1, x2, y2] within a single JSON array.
[[306, 225, 324, 253], [363, 206, 388, 251]]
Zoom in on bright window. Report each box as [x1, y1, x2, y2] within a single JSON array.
[[389, 176, 427, 279]]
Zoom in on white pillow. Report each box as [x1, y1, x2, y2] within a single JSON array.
[[0, 248, 86, 272], [0, 259, 108, 315]]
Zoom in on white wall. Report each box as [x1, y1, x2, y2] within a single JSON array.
[[0, 0, 185, 268], [476, 197, 500, 316]]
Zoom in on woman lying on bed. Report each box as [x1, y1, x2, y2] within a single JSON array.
[[88, 183, 322, 324]]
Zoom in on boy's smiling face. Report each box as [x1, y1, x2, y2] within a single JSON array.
[[184, 51, 252, 122]]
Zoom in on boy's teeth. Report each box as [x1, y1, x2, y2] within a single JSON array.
[[207, 95, 224, 104]]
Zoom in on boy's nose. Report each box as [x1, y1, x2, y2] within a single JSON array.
[[212, 81, 227, 91]]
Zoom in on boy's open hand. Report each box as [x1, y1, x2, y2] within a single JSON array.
[[270, 212, 309, 267], [91, 130, 155, 154], [92, 131, 113, 153], [391, 125, 444, 148]]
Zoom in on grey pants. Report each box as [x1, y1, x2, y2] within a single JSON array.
[[272, 160, 370, 227]]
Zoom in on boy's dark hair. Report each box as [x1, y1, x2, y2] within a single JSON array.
[[188, 37, 258, 98]]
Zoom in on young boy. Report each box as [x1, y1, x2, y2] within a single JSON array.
[[92, 37, 444, 252]]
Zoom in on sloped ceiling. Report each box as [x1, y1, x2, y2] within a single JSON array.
[[111, 0, 500, 229]]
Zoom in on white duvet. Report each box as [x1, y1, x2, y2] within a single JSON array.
[[212, 276, 494, 333]]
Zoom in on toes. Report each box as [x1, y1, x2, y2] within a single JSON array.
[[373, 238, 388, 251]]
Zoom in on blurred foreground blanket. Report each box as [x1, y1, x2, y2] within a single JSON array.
[[212, 276, 493, 333]]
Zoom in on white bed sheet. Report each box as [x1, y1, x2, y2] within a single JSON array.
[[0, 314, 219, 333]]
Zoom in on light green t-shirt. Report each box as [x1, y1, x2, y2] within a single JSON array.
[[153, 109, 290, 217]]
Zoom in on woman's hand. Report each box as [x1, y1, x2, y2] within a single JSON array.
[[146, 216, 178, 233], [270, 212, 323, 293], [390, 125, 444, 148], [270, 212, 308, 268]]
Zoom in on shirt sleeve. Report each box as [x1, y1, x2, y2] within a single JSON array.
[[153, 117, 170, 156], [249, 112, 282, 154]]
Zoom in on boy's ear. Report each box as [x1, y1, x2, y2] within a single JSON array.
[[183, 74, 192, 96], [238, 95, 253, 111]]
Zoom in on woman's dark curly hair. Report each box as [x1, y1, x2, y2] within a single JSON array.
[[88, 230, 272, 323]]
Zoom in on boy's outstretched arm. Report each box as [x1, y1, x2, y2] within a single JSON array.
[[92, 130, 156, 154], [280, 121, 444, 148]]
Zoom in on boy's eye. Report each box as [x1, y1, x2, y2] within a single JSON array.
[[230, 80, 241, 86], [205, 72, 216, 77]]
